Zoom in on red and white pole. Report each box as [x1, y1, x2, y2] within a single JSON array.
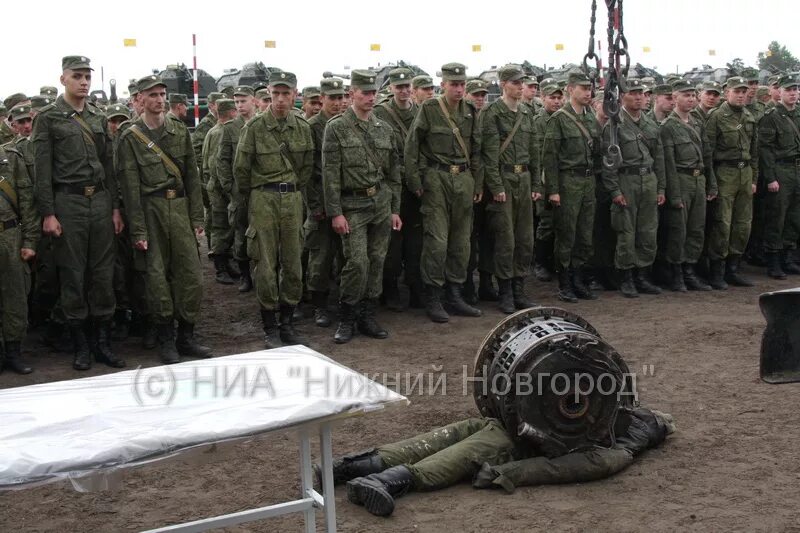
[[192, 33, 200, 127]]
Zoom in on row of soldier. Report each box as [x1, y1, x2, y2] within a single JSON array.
[[1, 56, 797, 374]]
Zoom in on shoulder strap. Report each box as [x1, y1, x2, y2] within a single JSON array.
[[554, 107, 593, 146], [343, 114, 385, 173], [129, 125, 183, 179], [382, 102, 410, 138], [498, 108, 525, 156], [71, 112, 97, 149], [0, 177, 19, 216], [436, 97, 470, 161], [783, 113, 800, 145]]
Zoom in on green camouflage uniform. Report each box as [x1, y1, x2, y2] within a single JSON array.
[[532, 108, 555, 245], [322, 107, 401, 305], [191, 112, 217, 239], [0, 121, 15, 145], [0, 145, 39, 341], [602, 110, 666, 270], [480, 98, 539, 279], [202, 122, 231, 256], [405, 97, 482, 287], [704, 102, 759, 260], [117, 117, 204, 324], [690, 105, 714, 126], [234, 109, 313, 310], [218, 116, 248, 262], [32, 96, 119, 324]]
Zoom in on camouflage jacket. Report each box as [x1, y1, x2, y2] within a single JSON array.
[[602, 108, 666, 198], [0, 145, 40, 250], [202, 122, 225, 190], [758, 102, 800, 184], [704, 102, 759, 182], [307, 109, 334, 217], [660, 111, 717, 205], [217, 115, 247, 194], [190, 113, 217, 170], [541, 103, 600, 196]]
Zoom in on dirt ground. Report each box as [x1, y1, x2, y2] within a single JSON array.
[[2, 252, 800, 533]]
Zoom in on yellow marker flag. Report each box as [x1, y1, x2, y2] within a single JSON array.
[[555, 43, 564, 51], [643, 46, 651, 53], [264, 40, 276, 48], [370, 43, 381, 52], [766, 50, 773, 57], [123, 38, 137, 47], [708, 49, 716, 56], [472, 44, 482, 52]]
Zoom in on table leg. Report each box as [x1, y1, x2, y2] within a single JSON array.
[[319, 422, 336, 533], [299, 430, 316, 533]]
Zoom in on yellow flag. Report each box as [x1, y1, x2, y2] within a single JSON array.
[[555, 43, 564, 51], [643, 46, 651, 53], [708, 49, 716, 56], [370, 43, 381, 52], [264, 40, 276, 48], [766, 50, 773, 57], [123, 38, 137, 47], [472, 44, 482, 52]]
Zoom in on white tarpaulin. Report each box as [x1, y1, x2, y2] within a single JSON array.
[[0, 345, 408, 491]]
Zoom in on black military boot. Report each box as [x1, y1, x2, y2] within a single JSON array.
[[478, 271, 499, 301], [279, 304, 308, 345], [533, 242, 554, 282], [142, 316, 158, 349], [766, 252, 787, 280], [176, 320, 213, 358], [462, 272, 479, 305], [619, 269, 639, 298], [213, 256, 235, 285], [725, 256, 754, 287], [357, 299, 389, 339], [92, 319, 126, 368], [407, 278, 425, 309], [3, 341, 32, 375], [112, 308, 131, 342], [496, 278, 515, 314], [346, 465, 415, 517], [557, 270, 578, 303], [224, 257, 241, 279], [311, 291, 331, 327], [445, 282, 482, 317], [315, 449, 385, 487], [571, 268, 597, 300], [781, 250, 800, 275], [512, 277, 537, 308], [634, 268, 662, 295], [237, 260, 253, 293], [157, 322, 180, 364], [334, 301, 357, 344], [70, 323, 92, 371], [381, 278, 404, 312], [708, 260, 728, 290], [682, 263, 711, 291], [260, 308, 283, 349], [425, 285, 450, 323], [669, 263, 688, 292]]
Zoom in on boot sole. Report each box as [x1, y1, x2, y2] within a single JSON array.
[[346, 480, 395, 516]]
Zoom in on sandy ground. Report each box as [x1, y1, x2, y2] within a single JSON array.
[[2, 252, 799, 533]]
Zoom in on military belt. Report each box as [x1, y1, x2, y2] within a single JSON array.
[[563, 167, 594, 177], [676, 167, 703, 177], [54, 183, 103, 197], [619, 166, 653, 176], [717, 160, 748, 169], [256, 182, 297, 193], [342, 182, 381, 198], [501, 164, 530, 174], [432, 162, 468, 175], [776, 157, 800, 166], [0, 218, 19, 232], [146, 188, 185, 199]]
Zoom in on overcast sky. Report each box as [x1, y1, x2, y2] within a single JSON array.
[[4, 0, 797, 99]]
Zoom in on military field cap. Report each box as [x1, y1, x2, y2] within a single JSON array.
[[412, 75, 433, 89], [756, 86, 770, 98], [0, 104, 6, 115], [169, 93, 188, 105], [234, 85, 255, 97], [216, 99, 236, 114], [128, 79, 139, 96], [221, 86, 235, 98], [320, 77, 345, 96], [466, 79, 488, 94], [4, 93, 28, 110], [653, 84, 673, 96], [302, 86, 321, 99], [255, 88, 272, 100], [10, 104, 32, 122], [269, 71, 297, 88], [567, 72, 592, 86], [350, 70, 378, 91], [742, 69, 760, 82], [253, 82, 268, 92], [105, 103, 131, 120], [623, 78, 645, 92], [498, 64, 525, 82], [136, 75, 166, 93], [31, 95, 54, 110], [701, 80, 722, 93], [441, 62, 467, 82], [768, 75, 780, 87], [387, 68, 413, 85], [40, 86, 58, 97], [671, 79, 695, 93], [665, 75, 682, 86], [207, 92, 225, 104], [62, 55, 93, 71], [779, 73, 800, 89], [524, 76, 540, 86], [726, 76, 748, 90], [540, 78, 563, 96]]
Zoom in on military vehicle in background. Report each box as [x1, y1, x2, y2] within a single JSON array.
[[157, 63, 217, 127], [367, 60, 429, 92], [476, 60, 546, 103], [629, 63, 664, 84], [216, 62, 282, 92]]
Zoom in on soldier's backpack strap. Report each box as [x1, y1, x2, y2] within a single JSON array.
[[128, 125, 183, 179], [0, 176, 19, 217], [436, 96, 471, 163], [553, 108, 593, 148], [498, 108, 525, 156], [70, 112, 97, 149], [783, 114, 800, 145], [343, 114, 385, 175]]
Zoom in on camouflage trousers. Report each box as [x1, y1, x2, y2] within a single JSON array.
[[553, 172, 595, 271], [420, 169, 474, 287], [378, 418, 516, 491], [304, 216, 343, 293], [763, 164, 800, 251], [208, 185, 233, 257], [246, 188, 304, 310], [0, 226, 30, 341], [610, 172, 658, 270], [664, 173, 707, 264], [486, 172, 533, 279], [338, 186, 392, 305], [230, 189, 248, 262], [707, 165, 753, 260]]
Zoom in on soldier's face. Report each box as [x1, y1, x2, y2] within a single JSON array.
[[107, 116, 126, 136], [569, 84, 592, 106], [522, 83, 536, 100], [501, 79, 523, 101], [544, 92, 563, 113], [257, 98, 271, 111], [770, 86, 781, 102], [442, 81, 465, 102], [622, 90, 645, 111], [392, 83, 412, 105], [728, 87, 747, 107], [781, 86, 799, 107], [60, 69, 91, 99], [656, 94, 675, 113], [700, 90, 720, 109], [321, 94, 344, 116], [235, 95, 255, 118], [351, 89, 376, 114], [414, 86, 434, 102], [303, 97, 322, 117], [747, 81, 758, 99], [270, 86, 296, 118], [13, 118, 32, 137], [674, 91, 696, 113], [172, 103, 187, 119], [141, 87, 166, 115]]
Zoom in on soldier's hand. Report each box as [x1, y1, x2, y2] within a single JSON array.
[[112, 209, 125, 235], [657, 194, 666, 206], [20, 248, 36, 262], [548, 193, 561, 207], [493, 192, 507, 203], [706, 193, 718, 201], [414, 188, 423, 198], [531, 192, 542, 202], [134, 240, 148, 251], [313, 211, 326, 221], [767, 181, 780, 193], [473, 192, 483, 203], [195, 226, 205, 238], [612, 194, 627, 207], [752, 183, 757, 194], [391, 214, 403, 231], [332, 215, 350, 235], [43, 215, 62, 237]]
